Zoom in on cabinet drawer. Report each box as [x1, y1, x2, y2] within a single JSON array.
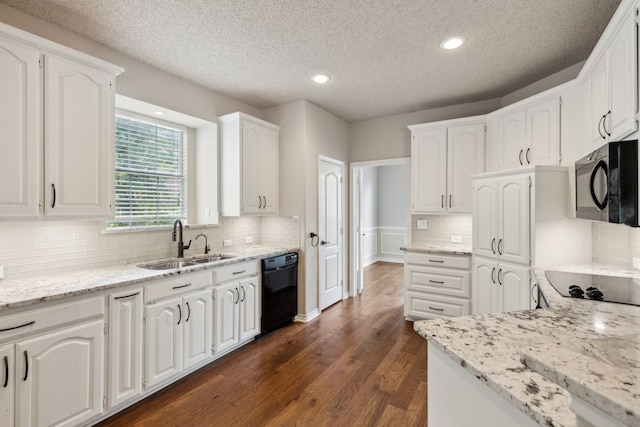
[[405, 290, 470, 320], [406, 266, 470, 298], [405, 252, 470, 269], [144, 271, 210, 303], [0, 296, 104, 342], [212, 261, 260, 284]]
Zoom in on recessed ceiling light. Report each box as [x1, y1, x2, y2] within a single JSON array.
[[440, 36, 467, 50], [154, 111, 165, 116], [311, 74, 331, 84]]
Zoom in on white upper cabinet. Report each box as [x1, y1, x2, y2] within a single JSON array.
[[584, 4, 638, 149], [409, 118, 485, 214], [0, 35, 41, 218], [220, 112, 280, 216], [0, 22, 123, 219], [498, 97, 560, 170]]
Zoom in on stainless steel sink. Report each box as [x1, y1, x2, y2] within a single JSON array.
[[192, 254, 237, 263], [140, 260, 198, 270]]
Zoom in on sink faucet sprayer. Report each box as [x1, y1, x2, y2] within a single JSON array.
[[195, 234, 210, 254], [172, 219, 191, 258]]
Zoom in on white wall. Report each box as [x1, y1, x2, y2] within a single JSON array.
[[362, 167, 378, 228], [377, 165, 407, 227]]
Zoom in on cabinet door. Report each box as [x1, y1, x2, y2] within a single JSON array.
[[498, 264, 530, 312], [499, 110, 526, 170], [447, 124, 485, 212], [411, 128, 447, 213], [472, 258, 498, 315], [0, 36, 41, 218], [498, 175, 530, 265], [589, 54, 609, 146], [44, 54, 114, 217], [472, 178, 498, 259], [241, 120, 262, 214], [108, 289, 143, 409], [239, 276, 261, 341], [214, 283, 240, 354], [0, 344, 14, 427], [16, 320, 104, 427], [527, 98, 560, 166], [183, 289, 212, 369], [259, 127, 279, 213], [608, 12, 637, 142], [145, 297, 182, 389]]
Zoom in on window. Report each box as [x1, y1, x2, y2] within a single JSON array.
[[109, 112, 187, 228]]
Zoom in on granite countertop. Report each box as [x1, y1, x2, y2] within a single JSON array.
[[401, 243, 472, 256], [0, 246, 298, 311], [413, 263, 640, 427]]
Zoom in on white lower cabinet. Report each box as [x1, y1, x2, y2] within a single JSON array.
[[144, 273, 212, 390], [213, 261, 261, 354], [403, 251, 471, 320], [108, 289, 143, 409], [473, 257, 531, 315], [0, 296, 105, 427]]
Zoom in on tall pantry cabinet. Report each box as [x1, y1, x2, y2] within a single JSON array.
[[0, 22, 123, 219], [471, 166, 590, 315]]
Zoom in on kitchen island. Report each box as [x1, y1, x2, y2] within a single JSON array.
[[414, 264, 640, 426]]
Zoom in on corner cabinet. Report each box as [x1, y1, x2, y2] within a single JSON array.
[[409, 117, 485, 214], [0, 22, 123, 219], [220, 112, 280, 216]]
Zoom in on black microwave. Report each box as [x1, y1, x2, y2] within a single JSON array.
[[575, 140, 639, 227]]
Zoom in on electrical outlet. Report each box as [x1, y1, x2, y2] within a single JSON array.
[[450, 235, 462, 243], [417, 219, 428, 229], [245, 236, 253, 244], [223, 239, 232, 247]]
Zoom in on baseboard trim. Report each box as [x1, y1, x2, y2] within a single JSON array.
[[294, 309, 320, 323]]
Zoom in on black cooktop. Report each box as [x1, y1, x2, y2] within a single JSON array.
[[545, 270, 640, 306]]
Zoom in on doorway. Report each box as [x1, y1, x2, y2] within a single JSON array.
[[318, 156, 345, 311], [350, 158, 410, 296]]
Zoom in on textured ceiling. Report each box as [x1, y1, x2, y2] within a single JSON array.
[[0, 0, 622, 122]]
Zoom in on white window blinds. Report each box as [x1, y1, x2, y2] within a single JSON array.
[[110, 113, 187, 228]]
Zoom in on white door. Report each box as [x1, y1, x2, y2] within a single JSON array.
[[319, 157, 344, 311], [498, 175, 530, 265], [241, 120, 262, 214], [447, 124, 485, 212], [260, 127, 279, 213], [0, 343, 14, 427], [499, 110, 526, 169], [16, 320, 104, 427], [411, 129, 447, 213], [108, 289, 143, 409], [500, 264, 531, 312], [182, 289, 212, 369], [0, 36, 41, 218], [354, 168, 364, 294], [214, 282, 240, 354], [145, 297, 182, 388], [472, 178, 498, 259], [527, 98, 560, 166], [239, 275, 261, 341], [472, 258, 497, 315]]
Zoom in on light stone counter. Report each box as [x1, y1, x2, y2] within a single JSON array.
[[414, 263, 640, 427], [400, 243, 472, 256], [0, 247, 297, 311]]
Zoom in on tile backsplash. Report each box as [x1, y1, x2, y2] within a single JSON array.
[[0, 216, 299, 280], [411, 214, 472, 246], [592, 221, 640, 269]]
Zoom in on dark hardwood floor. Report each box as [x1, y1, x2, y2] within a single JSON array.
[[97, 261, 427, 427]]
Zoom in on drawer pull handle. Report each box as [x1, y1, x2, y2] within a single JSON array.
[[0, 320, 36, 333], [114, 291, 140, 300], [3, 356, 8, 388], [51, 183, 56, 208], [428, 306, 445, 312], [491, 238, 496, 254], [235, 288, 240, 304], [172, 283, 192, 290], [497, 239, 503, 256], [232, 270, 246, 275], [177, 304, 182, 325], [429, 280, 445, 284], [428, 259, 444, 263], [23, 351, 28, 381], [240, 285, 246, 302], [186, 302, 191, 322]]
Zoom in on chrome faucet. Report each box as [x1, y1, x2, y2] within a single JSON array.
[[196, 234, 210, 254], [172, 219, 191, 258]]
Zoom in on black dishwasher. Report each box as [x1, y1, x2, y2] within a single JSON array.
[[261, 252, 298, 335]]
